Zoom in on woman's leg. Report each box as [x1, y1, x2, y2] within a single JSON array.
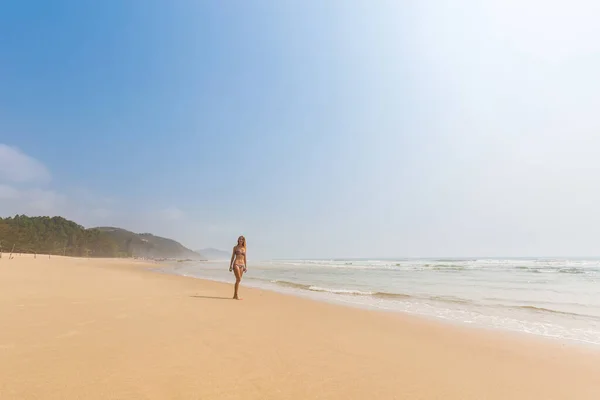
[[233, 266, 241, 299]]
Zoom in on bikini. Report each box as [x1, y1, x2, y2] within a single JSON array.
[[233, 248, 246, 271]]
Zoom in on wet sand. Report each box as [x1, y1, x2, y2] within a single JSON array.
[[1, 255, 599, 399]]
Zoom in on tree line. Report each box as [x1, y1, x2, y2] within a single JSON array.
[[0, 215, 123, 257]]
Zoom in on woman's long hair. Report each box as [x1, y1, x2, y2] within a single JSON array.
[[238, 235, 246, 249]]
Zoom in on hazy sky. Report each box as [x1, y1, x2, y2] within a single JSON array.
[[1, 1, 599, 259]]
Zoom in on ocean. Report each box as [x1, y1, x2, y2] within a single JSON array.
[[160, 258, 600, 346]]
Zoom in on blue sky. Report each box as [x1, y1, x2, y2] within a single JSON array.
[[2, 1, 600, 259]]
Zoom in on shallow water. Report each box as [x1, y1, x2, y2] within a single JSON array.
[[161, 258, 600, 345]]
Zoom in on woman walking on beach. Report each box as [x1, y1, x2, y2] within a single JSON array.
[[229, 236, 247, 300]]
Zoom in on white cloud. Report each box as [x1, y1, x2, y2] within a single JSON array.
[[0, 144, 51, 184], [0, 185, 66, 215], [0, 146, 64, 215], [0, 184, 20, 199]]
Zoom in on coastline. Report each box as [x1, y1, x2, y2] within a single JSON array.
[[160, 265, 600, 351], [2, 255, 600, 399], [163, 259, 600, 348]]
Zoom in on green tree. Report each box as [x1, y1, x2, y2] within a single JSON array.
[[0, 215, 121, 258]]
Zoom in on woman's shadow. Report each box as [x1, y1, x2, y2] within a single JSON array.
[[189, 295, 232, 300]]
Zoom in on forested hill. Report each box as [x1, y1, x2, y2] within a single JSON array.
[[0, 215, 201, 259], [95, 227, 201, 259]]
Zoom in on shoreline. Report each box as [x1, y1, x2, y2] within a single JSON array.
[[2, 255, 600, 399], [159, 262, 600, 350]]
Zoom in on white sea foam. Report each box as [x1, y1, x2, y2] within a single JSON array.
[[307, 286, 374, 295]]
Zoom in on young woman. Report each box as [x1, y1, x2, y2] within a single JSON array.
[[229, 236, 247, 300]]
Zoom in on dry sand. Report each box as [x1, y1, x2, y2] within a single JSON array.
[[1, 254, 599, 399]]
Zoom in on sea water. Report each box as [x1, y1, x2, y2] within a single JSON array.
[[161, 258, 600, 346]]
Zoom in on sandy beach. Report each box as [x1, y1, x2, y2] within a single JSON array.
[[1, 255, 599, 399]]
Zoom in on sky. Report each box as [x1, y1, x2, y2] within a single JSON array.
[[1, 1, 600, 259]]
